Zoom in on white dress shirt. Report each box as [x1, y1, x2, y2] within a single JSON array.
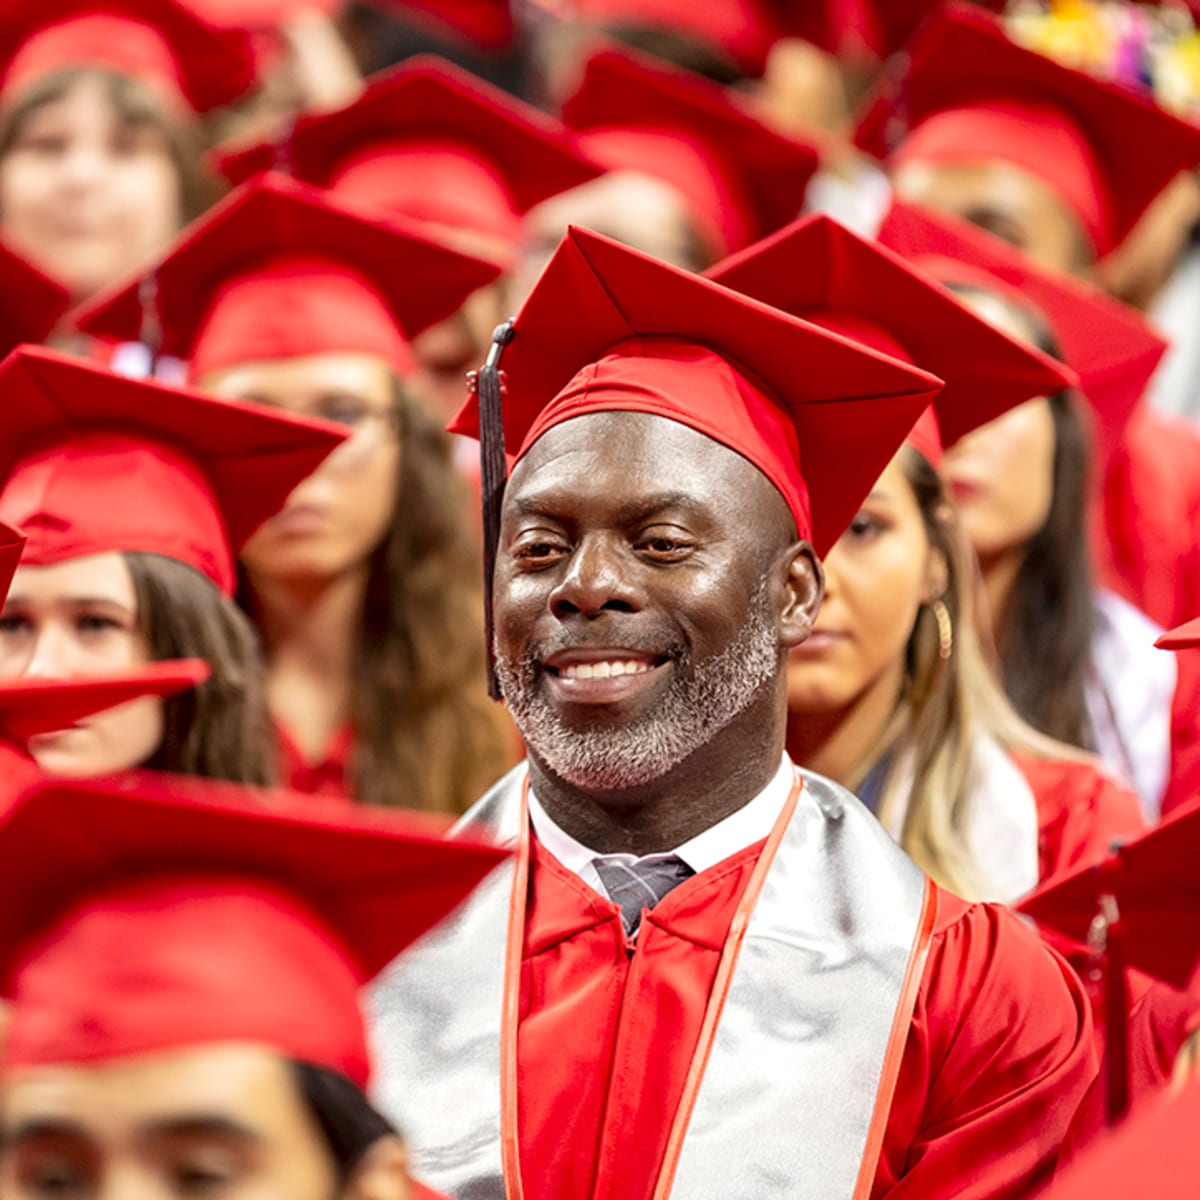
[[527, 755, 796, 897]]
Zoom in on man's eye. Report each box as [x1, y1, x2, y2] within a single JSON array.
[[174, 1164, 235, 1197], [19, 1158, 87, 1198], [516, 542, 566, 560], [637, 536, 693, 558]]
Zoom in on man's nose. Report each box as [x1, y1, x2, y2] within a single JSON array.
[[549, 537, 642, 619]]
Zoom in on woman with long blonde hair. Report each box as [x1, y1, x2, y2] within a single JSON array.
[[712, 213, 1145, 900]]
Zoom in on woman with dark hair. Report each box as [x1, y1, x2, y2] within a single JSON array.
[[712, 213, 1145, 898], [878, 200, 1200, 822], [0, 344, 343, 784], [75, 175, 515, 812], [0, 772, 505, 1200], [0, 1, 256, 318]]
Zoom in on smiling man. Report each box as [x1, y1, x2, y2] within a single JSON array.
[[370, 227, 1097, 1200]]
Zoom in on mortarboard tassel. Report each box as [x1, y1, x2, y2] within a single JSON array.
[[137, 270, 163, 378], [476, 319, 515, 701]]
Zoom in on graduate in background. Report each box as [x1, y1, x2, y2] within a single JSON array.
[[0, 770, 508, 1200], [710, 213, 1145, 900], [75, 176, 515, 811], [855, 4, 1200, 634], [214, 55, 600, 429], [0, 0, 256, 320], [0, 346, 344, 784]]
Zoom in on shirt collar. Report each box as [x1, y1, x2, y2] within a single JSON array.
[[528, 755, 795, 878]]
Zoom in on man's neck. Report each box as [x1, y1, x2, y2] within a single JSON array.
[[528, 699, 786, 856]]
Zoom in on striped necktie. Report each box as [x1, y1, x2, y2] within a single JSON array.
[[592, 854, 696, 936]]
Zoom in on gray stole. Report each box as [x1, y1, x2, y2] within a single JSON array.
[[369, 763, 929, 1200]]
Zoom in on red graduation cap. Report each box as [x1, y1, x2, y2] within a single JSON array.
[[72, 173, 503, 382], [707, 212, 1074, 467], [876, 200, 1167, 464], [1158, 618, 1200, 651], [853, 4, 1200, 255], [0, 239, 70, 357], [1020, 800, 1200, 1121], [1037, 1081, 1200, 1200], [214, 56, 601, 249], [537, 0, 788, 75], [367, 0, 516, 50], [561, 47, 820, 257], [790, 0, 1002, 62], [0, 521, 24, 608], [0, 0, 258, 114], [452, 224, 944, 556], [0, 659, 209, 746], [0, 770, 508, 1083], [0, 345, 346, 596]]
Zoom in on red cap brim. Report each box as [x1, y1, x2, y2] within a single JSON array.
[[708, 212, 1075, 452], [1157, 617, 1200, 652]]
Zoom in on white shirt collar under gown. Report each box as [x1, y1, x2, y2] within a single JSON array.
[[527, 754, 795, 895]]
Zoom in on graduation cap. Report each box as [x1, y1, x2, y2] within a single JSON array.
[[537, 0, 787, 75], [0, 520, 24, 607], [214, 56, 601, 250], [1158, 618, 1200, 651], [854, 3, 1200, 255], [876, 200, 1168, 465], [0, 239, 70, 356], [1037, 1080, 1200, 1200], [0, 0, 258, 114], [0, 345, 346, 595], [560, 47, 821, 256], [0, 770, 508, 1083], [707, 212, 1074, 467], [1021, 800, 1200, 1121], [366, 0, 516, 50], [790, 0, 1002, 62], [72, 173, 504, 382], [451, 226, 944, 693]]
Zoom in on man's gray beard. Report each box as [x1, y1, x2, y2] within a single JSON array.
[[494, 578, 780, 791]]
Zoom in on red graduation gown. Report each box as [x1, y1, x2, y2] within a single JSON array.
[[274, 720, 353, 800], [1012, 753, 1146, 886], [519, 835, 1095, 1200], [1096, 406, 1200, 633]]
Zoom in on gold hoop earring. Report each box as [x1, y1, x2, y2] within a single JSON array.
[[930, 597, 954, 661]]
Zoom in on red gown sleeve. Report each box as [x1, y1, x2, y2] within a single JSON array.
[[1162, 649, 1200, 818], [1011, 753, 1146, 884], [875, 893, 1098, 1199], [1095, 407, 1200, 632]]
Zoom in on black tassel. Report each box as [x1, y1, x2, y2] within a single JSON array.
[[477, 319, 515, 700]]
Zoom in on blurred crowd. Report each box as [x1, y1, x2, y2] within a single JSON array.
[[0, 0, 1199, 1197]]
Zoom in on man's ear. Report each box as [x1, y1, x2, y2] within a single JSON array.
[[344, 1135, 411, 1200], [779, 543, 824, 649]]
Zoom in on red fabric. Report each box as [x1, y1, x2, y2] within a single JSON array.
[[519, 835, 1095, 1198], [1159, 617, 1200, 651], [275, 720, 353, 802], [190, 257, 416, 380], [562, 50, 821, 255], [707, 212, 1074, 463], [893, 101, 1111, 253], [74, 175, 502, 373], [8, 875, 372, 1083], [1163, 648, 1200, 818], [331, 141, 522, 246], [0, 239, 69, 356], [0, 521, 24, 606], [553, 0, 783, 73], [1096, 406, 1200, 632], [5, 15, 186, 103], [0, 773, 507, 1077], [878, 202, 1167, 467], [854, 6, 1200, 256], [0, 1, 256, 114], [521, 341, 813, 544], [578, 127, 751, 258], [0, 346, 345, 595], [213, 58, 601, 217], [448, 226, 942, 557], [0, 661, 208, 745], [1011, 752, 1146, 888]]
